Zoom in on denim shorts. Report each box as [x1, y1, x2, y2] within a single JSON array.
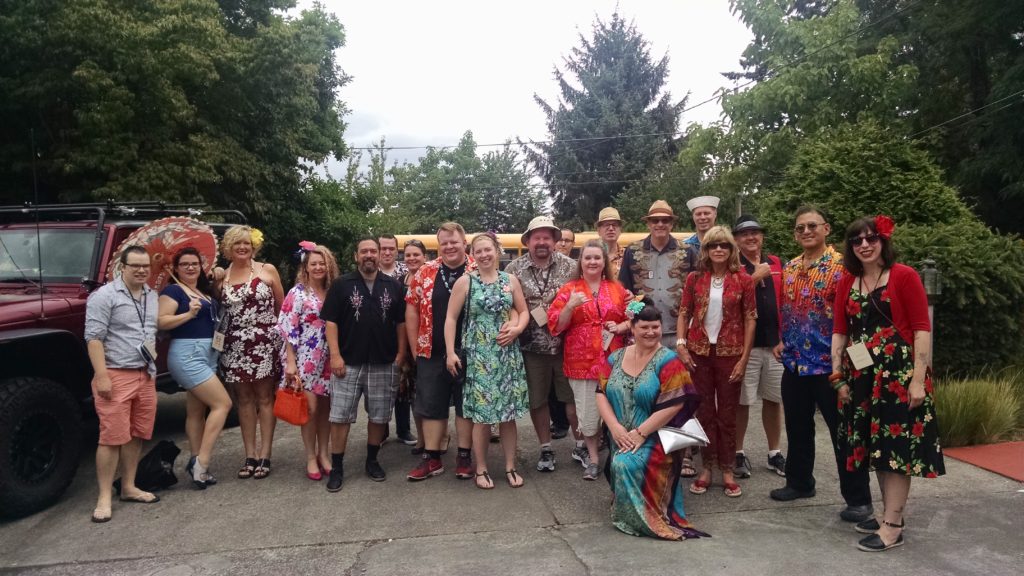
[[168, 338, 220, 390]]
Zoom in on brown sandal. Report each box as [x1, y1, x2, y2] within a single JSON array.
[[505, 469, 524, 488], [475, 471, 494, 490]]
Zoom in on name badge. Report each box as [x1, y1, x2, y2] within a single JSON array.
[[601, 329, 614, 351], [212, 331, 226, 352], [140, 340, 158, 364], [530, 306, 548, 327], [846, 341, 874, 370], [647, 270, 654, 279]]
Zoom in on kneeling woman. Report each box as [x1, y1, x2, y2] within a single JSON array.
[[158, 248, 233, 488], [596, 297, 706, 540], [445, 233, 530, 489]]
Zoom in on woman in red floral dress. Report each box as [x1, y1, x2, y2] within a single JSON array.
[[832, 216, 945, 553]]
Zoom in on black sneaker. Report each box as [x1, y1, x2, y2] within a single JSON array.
[[397, 432, 418, 446], [769, 486, 815, 501], [326, 468, 344, 492], [733, 453, 752, 479], [551, 427, 569, 440], [366, 459, 386, 482], [767, 452, 787, 477], [840, 504, 874, 522]]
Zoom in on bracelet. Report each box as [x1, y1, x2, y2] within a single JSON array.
[[635, 428, 646, 438]]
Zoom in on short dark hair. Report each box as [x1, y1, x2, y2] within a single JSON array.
[[355, 236, 380, 250], [630, 296, 662, 325], [404, 239, 426, 251], [120, 245, 149, 265], [842, 217, 897, 276], [794, 205, 829, 224], [378, 233, 397, 243]]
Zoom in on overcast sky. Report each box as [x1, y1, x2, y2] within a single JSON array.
[[297, 1, 753, 173]]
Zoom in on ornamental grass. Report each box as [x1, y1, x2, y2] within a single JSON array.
[[935, 369, 1023, 447]]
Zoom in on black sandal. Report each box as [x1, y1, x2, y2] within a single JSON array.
[[475, 471, 493, 490], [253, 458, 271, 480], [505, 469, 524, 488], [238, 457, 258, 479]]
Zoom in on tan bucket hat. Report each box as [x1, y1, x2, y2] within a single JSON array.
[[641, 200, 677, 222], [595, 207, 623, 227], [520, 215, 562, 245]]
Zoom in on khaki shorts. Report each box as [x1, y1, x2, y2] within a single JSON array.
[[93, 367, 157, 446], [523, 351, 573, 410], [568, 379, 601, 437], [740, 347, 784, 405]]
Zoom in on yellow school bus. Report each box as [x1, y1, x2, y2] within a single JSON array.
[[396, 231, 693, 266]]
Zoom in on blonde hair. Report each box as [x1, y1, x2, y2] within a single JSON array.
[[436, 221, 466, 239], [296, 244, 339, 290], [697, 225, 741, 273], [220, 225, 262, 259], [470, 233, 501, 253]]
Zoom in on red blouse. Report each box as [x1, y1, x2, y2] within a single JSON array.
[[548, 279, 629, 379], [680, 270, 757, 357], [833, 263, 930, 345]]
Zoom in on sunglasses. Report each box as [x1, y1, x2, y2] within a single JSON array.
[[404, 240, 426, 249], [706, 242, 732, 251], [794, 222, 826, 234], [648, 218, 674, 225], [848, 234, 881, 247]]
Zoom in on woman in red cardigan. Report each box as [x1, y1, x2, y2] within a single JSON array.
[[676, 226, 756, 498], [831, 215, 945, 553]]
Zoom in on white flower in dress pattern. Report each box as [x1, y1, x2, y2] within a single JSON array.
[[350, 285, 364, 321]]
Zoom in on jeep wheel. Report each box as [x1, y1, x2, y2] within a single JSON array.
[[0, 377, 83, 519]]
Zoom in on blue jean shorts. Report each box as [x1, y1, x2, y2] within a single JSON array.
[[168, 338, 220, 390]]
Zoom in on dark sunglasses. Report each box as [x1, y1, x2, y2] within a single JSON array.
[[794, 222, 826, 234], [404, 240, 426, 250], [648, 218, 674, 225], [848, 234, 881, 246], [706, 242, 732, 251]]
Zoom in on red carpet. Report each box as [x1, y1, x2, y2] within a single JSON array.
[[944, 441, 1024, 482]]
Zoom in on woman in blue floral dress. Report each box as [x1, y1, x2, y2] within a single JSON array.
[[832, 216, 944, 553], [445, 234, 530, 489], [278, 242, 339, 481]]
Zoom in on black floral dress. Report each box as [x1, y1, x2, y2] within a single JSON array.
[[838, 286, 945, 478]]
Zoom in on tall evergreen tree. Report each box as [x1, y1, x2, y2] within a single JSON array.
[[524, 13, 685, 227]]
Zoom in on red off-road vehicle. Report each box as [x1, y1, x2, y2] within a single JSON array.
[[0, 201, 244, 518]]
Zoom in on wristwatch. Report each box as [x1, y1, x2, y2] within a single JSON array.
[[675, 337, 686, 347]]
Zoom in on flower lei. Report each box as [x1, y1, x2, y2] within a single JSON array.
[[874, 215, 895, 239]]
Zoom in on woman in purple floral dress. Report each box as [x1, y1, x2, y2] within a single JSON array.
[[278, 242, 339, 480], [219, 225, 284, 480], [832, 216, 944, 553]]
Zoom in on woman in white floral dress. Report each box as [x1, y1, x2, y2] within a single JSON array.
[[219, 225, 284, 480], [278, 242, 339, 481]]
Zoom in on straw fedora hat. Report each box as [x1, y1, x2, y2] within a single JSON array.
[[641, 200, 678, 221], [595, 207, 623, 227]]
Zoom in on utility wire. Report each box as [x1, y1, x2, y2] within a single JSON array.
[[347, 0, 925, 153], [908, 88, 1024, 138]]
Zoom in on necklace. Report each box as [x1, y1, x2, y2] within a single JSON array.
[[439, 262, 464, 292], [224, 263, 254, 304], [711, 274, 725, 289]]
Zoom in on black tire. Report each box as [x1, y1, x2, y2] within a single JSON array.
[[0, 377, 83, 519]]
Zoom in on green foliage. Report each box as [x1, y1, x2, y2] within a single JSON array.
[[525, 12, 684, 227], [934, 374, 1022, 447], [0, 0, 350, 268]]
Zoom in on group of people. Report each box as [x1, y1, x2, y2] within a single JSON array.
[[84, 199, 944, 552]]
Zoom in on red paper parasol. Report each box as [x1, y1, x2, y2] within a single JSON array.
[[108, 217, 218, 291]]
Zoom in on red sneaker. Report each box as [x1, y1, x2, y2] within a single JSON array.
[[407, 457, 444, 481], [455, 454, 473, 479]]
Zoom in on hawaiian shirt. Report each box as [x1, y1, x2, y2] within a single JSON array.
[[607, 243, 626, 279], [680, 271, 757, 357], [548, 278, 628, 379], [405, 257, 476, 359], [617, 236, 692, 335], [381, 261, 408, 280], [505, 252, 578, 354], [779, 245, 844, 375]]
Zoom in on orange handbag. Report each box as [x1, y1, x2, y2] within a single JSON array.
[[273, 377, 309, 426]]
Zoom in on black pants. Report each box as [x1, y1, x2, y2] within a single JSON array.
[[394, 400, 411, 436], [549, 386, 569, 430], [781, 368, 871, 507]]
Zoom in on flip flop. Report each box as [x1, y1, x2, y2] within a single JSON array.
[[505, 469, 524, 488], [724, 482, 743, 498], [475, 471, 494, 490], [91, 508, 112, 523], [119, 492, 160, 504], [689, 479, 710, 495]]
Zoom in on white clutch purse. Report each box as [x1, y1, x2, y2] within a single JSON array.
[[658, 418, 709, 453]]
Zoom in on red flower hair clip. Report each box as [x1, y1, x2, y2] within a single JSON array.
[[874, 215, 895, 239]]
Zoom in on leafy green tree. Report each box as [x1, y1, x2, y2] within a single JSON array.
[[524, 12, 685, 228], [0, 0, 350, 266]]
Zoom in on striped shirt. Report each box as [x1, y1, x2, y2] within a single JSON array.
[[85, 276, 159, 373]]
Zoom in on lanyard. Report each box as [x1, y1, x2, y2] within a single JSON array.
[[530, 265, 552, 299], [129, 289, 148, 332]]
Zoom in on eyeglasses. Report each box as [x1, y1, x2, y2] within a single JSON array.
[[848, 234, 881, 247], [794, 222, 826, 234], [178, 262, 201, 269], [648, 218, 673, 225], [124, 264, 151, 271], [706, 242, 732, 251]]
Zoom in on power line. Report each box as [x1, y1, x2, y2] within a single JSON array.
[[347, 0, 926, 154], [908, 88, 1024, 138]]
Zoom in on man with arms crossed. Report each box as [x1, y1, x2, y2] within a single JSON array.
[[321, 237, 407, 491], [731, 215, 786, 479], [506, 216, 579, 471], [769, 207, 872, 524], [85, 245, 161, 522], [378, 233, 415, 446], [595, 207, 625, 277], [405, 222, 476, 481]]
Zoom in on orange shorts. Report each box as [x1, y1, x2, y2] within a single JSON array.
[[92, 368, 157, 446]]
